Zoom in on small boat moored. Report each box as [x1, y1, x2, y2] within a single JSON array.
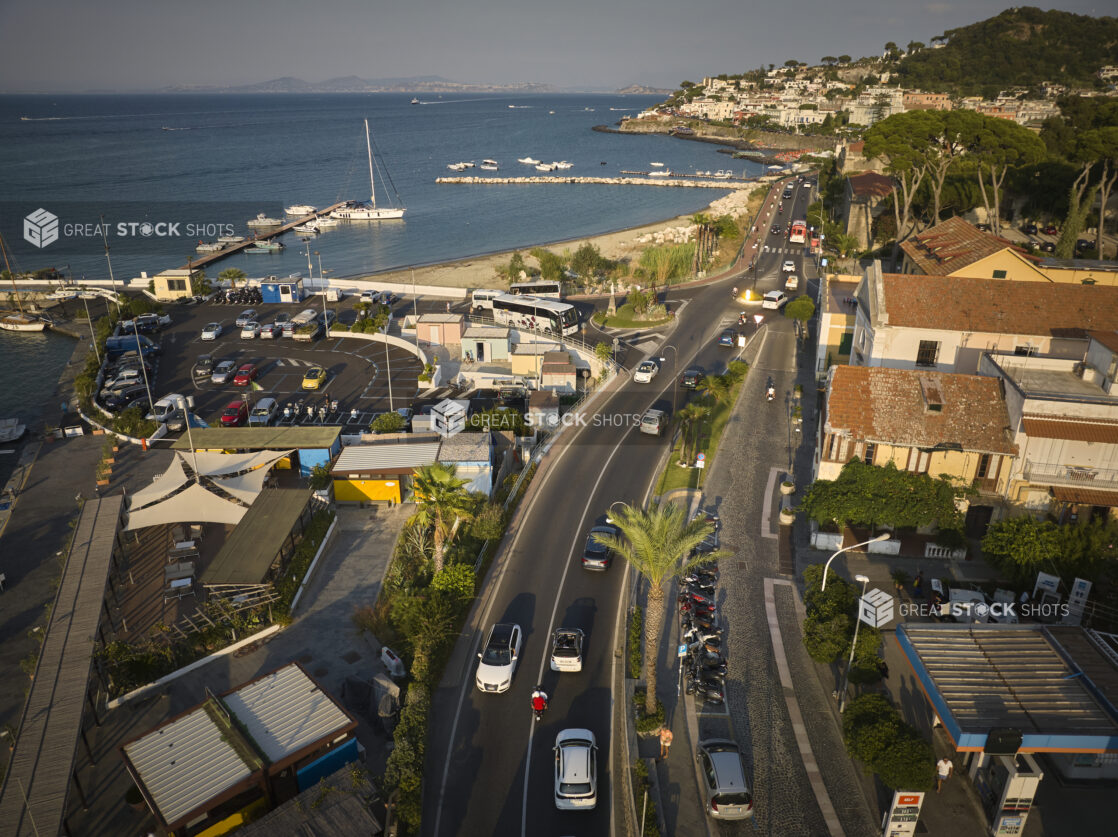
[[479, 159, 499, 171], [247, 240, 285, 253], [247, 213, 283, 228], [285, 204, 317, 216]]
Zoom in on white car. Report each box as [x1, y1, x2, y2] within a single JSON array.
[[761, 290, 788, 310], [550, 628, 585, 672], [258, 321, 281, 339], [249, 397, 278, 426], [235, 308, 258, 327], [633, 360, 659, 384], [554, 729, 598, 810], [210, 360, 236, 385], [782, 260, 796, 273], [240, 321, 261, 339], [475, 623, 522, 693], [784, 275, 799, 291], [200, 322, 223, 341]]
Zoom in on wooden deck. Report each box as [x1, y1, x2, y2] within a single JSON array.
[[181, 203, 349, 271]]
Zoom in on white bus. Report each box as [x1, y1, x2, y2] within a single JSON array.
[[509, 281, 562, 299], [471, 288, 504, 311], [492, 294, 580, 336]]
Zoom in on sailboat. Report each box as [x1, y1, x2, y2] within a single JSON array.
[[331, 119, 406, 221], [0, 233, 47, 333]]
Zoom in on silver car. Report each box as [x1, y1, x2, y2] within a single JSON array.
[[554, 729, 597, 810], [210, 359, 236, 385], [696, 739, 754, 819]]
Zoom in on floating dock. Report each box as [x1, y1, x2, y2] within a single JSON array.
[[180, 202, 349, 270], [435, 175, 755, 189]]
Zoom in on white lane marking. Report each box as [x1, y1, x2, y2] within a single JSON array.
[[761, 466, 781, 540], [521, 426, 633, 837]]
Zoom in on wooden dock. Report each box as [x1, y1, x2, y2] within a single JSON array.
[[435, 175, 756, 189], [180, 202, 348, 271]]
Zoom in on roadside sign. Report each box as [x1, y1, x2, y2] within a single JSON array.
[[696, 453, 706, 469], [677, 644, 689, 657], [821, 258, 829, 267], [612, 337, 620, 348]]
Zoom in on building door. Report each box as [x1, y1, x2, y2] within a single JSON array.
[[476, 342, 485, 362], [965, 505, 994, 537]]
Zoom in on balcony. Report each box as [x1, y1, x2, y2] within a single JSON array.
[[1020, 463, 1118, 490]]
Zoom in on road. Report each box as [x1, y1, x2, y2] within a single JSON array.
[[425, 176, 817, 836]]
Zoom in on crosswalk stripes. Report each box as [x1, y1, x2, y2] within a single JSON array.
[[273, 358, 315, 367]]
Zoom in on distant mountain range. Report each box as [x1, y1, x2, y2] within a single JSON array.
[[154, 75, 670, 95]]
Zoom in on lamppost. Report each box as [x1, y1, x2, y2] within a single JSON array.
[[838, 573, 871, 713], [660, 344, 678, 415], [174, 395, 200, 484], [820, 533, 890, 591]]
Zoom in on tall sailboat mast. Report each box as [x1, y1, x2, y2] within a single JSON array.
[[365, 118, 376, 211]]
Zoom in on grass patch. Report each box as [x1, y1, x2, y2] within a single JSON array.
[[603, 302, 672, 329], [632, 690, 666, 734]]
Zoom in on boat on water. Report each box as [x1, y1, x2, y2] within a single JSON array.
[[285, 204, 317, 216], [447, 162, 468, 172], [247, 213, 283, 228], [331, 119, 406, 221], [247, 240, 285, 253], [650, 162, 664, 167], [195, 241, 225, 253], [217, 235, 246, 244], [314, 216, 339, 228], [518, 157, 541, 165], [293, 223, 319, 235], [535, 163, 557, 172], [46, 288, 78, 301], [554, 161, 573, 169], [648, 169, 671, 177], [0, 418, 27, 445], [479, 159, 499, 171], [410, 97, 420, 105], [0, 234, 48, 333]]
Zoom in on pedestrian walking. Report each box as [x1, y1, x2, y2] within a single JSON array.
[[913, 570, 924, 600], [936, 757, 954, 792], [445, 301, 451, 313], [658, 725, 674, 760]]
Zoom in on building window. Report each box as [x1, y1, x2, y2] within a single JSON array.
[[992, 269, 1007, 279], [863, 443, 876, 465], [976, 453, 992, 478], [1014, 345, 1036, 357], [916, 340, 939, 367], [168, 279, 187, 291]]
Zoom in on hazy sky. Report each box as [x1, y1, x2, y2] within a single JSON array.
[[0, 0, 1110, 92]]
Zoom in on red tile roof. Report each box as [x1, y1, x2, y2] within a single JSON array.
[[1088, 330, 1118, 354], [1050, 486, 1118, 507], [826, 365, 1017, 454], [1022, 417, 1118, 444], [880, 274, 1118, 337], [899, 216, 1036, 275], [847, 172, 893, 199]]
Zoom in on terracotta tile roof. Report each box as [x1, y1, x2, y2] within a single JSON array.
[[899, 216, 1035, 275], [1050, 486, 1118, 507], [1021, 417, 1118, 444], [880, 274, 1118, 337], [1088, 330, 1118, 354], [847, 172, 893, 199], [826, 365, 1017, 454], [848, 141, 865, 154]]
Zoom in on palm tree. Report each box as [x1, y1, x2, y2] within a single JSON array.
[[698, 373, 732, 409], [218, 267, 246, 291], [594, 503, 725, 715], [408, 463, 474, 573], [675, 402, 705, 465]]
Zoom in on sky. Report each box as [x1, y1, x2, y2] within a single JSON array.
[[0, 0, 1111, 92]]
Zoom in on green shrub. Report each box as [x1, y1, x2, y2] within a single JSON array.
[[384, 683, 430, 832], [632, 690, 665, 733], [371, 411, 406, 433], [591, 310, 606, 326], [843, 693, 935, 790], [628, 606, 643, 679], [272, 510, 336, 620], [417, 362, 435, 383], [470, 502, 507, 541], [429, 563, 476, 600]]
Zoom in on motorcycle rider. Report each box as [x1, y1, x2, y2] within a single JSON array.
[[531, 685, 549, 720], [766, 378, 776, 401]]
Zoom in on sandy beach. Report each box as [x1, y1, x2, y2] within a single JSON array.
[[362, 182, 765, 290]]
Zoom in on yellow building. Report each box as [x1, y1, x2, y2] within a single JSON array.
[[150, 268, 202, 300], [814, 273, 861, 380], [330, 441, 440, 504], [816, 366, 1018, 502]]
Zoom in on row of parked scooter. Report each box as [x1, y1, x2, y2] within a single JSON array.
[[679, 558, 727, 706], [215, 288, 263, 306]]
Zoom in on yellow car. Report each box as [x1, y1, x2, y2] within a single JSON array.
[[301, 366, 327, 390]]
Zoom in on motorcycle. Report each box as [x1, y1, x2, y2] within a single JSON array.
[[690, 656, 728, 678], [766, 378, 776, 402], [685, 673, 726, 705], [678, 600, 716, 617], [679, 589, 715, 606]]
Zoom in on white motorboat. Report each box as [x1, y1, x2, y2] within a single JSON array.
[[195, 241, 225, 253], [554, 161, 573, 169], [447, 162, 468, 171], [410, 97, 420, 105], [217, 235, 246, 244], [536, 163, 557, 172], [285, 204, 316, 216], [479, 159, 499, 171], [518, 157, 541, 165], [0, 417, 27, 444], [650, 162, 664, 167], [648, 169, 671, 177], [314, 215, 339, 228], [247, 213, 283, 228], [331, 119, 407, 221], [293, 223, 319, 235]]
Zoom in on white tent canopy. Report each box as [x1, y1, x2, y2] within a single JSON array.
[[186, 450, 294, 478], [212, 467, 274, 505], [128, 456, 189, 510], [125, 483, 247, 531]]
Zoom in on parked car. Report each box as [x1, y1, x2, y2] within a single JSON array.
[[475, 623, 523, 693], [211, 359, 236, 385], [148, 393, 185, 423], [200, 322, 223, 341], [258, 321, 281, 339], [1023, 223, 1038, 235], [235, 308, 258, 327], [249, 397, 278, 426], [680, 368, 703, 389], [770, 224, 783, 236], [103, 384, 151, 413], [240, 321, 261, 339], [761, 290, 788, 310], [233, 363, 259, 386], [633, 360, 659, 383], [718, 328, 738, 347], [193, 354, 215, 378], [582, 524, 619, 571], [550, 628, 586, 672], [696, 739, 754, 820], [360, 290, 380, 304], [1043, 224, 1058, 235], [301, 366, 327, 390], [273, 312, 292, 327], [554, 729, 598, 811], [781, 260, 796, 273], [640, 408, 669, 437], [219, 400, 248, 427]]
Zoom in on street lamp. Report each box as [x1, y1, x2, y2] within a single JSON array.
[[838, 573, 871, 713], [660, 344, 678, 414], [174, 395, 200, 484], [820, 533, 890, 591], [605, 500, 630, 524]]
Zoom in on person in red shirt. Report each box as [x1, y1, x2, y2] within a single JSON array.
[[531, 686, 548, 719]]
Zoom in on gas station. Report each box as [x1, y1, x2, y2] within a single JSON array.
[[895, 623, 1118, 836]]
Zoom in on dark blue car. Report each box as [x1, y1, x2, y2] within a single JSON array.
[[718, 328, 738, 347]]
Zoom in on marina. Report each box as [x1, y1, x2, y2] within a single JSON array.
[[434, 173, 759, 188], [181, 203, 348, 270]]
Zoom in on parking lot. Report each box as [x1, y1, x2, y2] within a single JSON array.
[[143, 296, 426, 432]]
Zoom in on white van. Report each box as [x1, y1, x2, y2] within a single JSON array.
[[471, 289, 503, 311], [249, 397, 278, 426]]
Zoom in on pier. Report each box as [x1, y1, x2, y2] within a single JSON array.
[[435, 175, 756, 189], [180, 202, 349, 271]]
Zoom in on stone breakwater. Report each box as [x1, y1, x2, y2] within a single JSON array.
[[435, 175, 755, 189]]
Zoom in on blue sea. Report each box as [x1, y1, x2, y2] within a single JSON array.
[[0, 93, 761, 282]]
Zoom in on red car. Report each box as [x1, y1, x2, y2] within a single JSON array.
[[233, 363, 258, 386], [220, 401, 248, 427], [1043, 224, 1058, 236]]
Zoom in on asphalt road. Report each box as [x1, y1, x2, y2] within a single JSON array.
[[425, 180, 810, 837]]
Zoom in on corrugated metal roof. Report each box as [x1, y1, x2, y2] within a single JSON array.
[[332, 442, 440, 472], [462, 326, 509, 338], [122, 705, 254, 827], [222, 665, 353, 765]]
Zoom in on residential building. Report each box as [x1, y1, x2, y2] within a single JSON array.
[[416, 313, 464, 346], [540, 350, 578, 393], [979, 337, 1118, 521], [899, 216, 1047, 279], [816, 367, 1017, 503], [814, 274, 862, 380], [437, 431, 495, 496], [837, 140, 885, 175], [1035, 258, 1118, 287], [461, 325, 511, 363], [851, 263, 1118, 374], [903, 91, 954, 111], [843, 172, 894, 250]]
